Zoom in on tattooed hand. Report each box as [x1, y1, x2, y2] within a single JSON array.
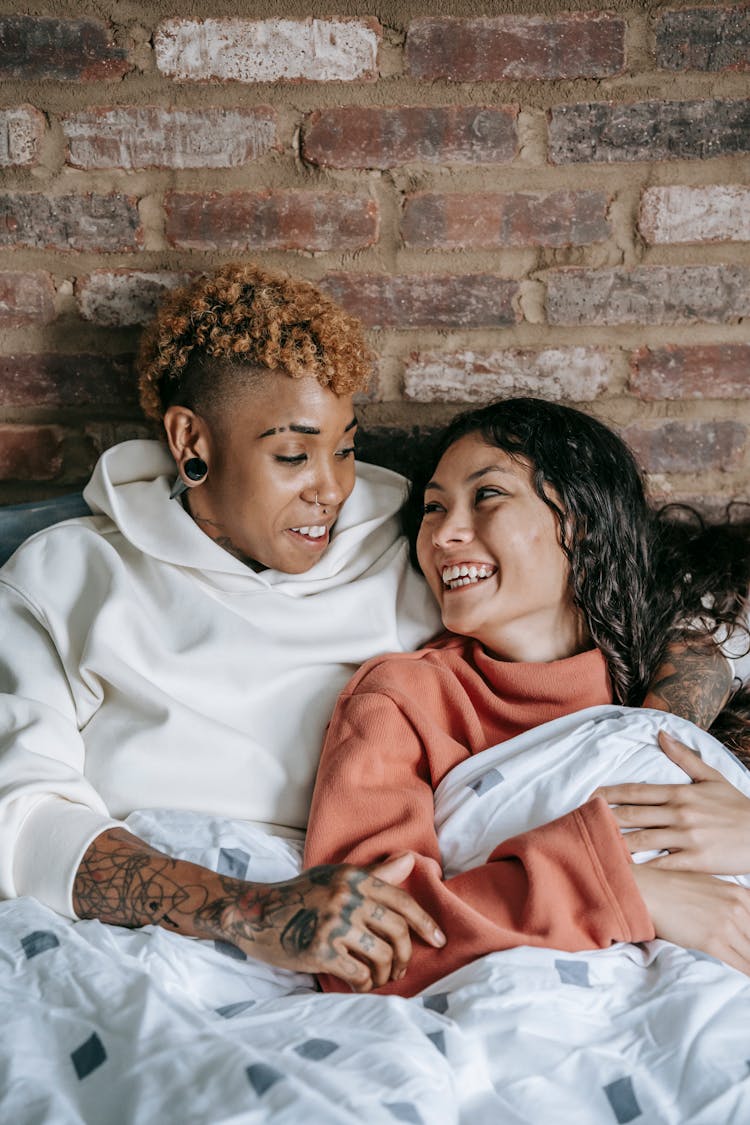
[[73, 832, 445, 992], [219, 853, 446, 991], [596, 730, 750, 876]]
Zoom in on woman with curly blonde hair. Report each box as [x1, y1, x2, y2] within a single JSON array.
[[0, 262, 740, 993]]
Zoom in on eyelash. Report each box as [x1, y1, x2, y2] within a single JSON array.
[[275, 447, 356, 466], [422, 487, 506, 515]]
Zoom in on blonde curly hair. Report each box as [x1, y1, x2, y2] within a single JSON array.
[[137, 262, 372, 423]]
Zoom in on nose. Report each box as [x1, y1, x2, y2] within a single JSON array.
[[431, 507, 474, 547], [305, 462, 348, 510]]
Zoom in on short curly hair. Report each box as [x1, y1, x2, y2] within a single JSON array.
[[137, 261, 373, 422]]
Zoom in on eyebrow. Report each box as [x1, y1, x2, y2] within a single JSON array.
[[424, 464, 513, 492], [258, 417, 358, 439]]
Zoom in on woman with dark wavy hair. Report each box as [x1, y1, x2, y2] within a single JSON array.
[[402, 397, 750, 725], [305, 396, 750, 996]]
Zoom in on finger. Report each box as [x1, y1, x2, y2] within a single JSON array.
[[370, 852, 416, 884], [623, 827, 686, 854], [369, 878, 446, 949], [365, 902, 412, 979], [594, 782, 676, 806], [609, 803, 675, 829], [657, 730, 720, 782], [332, 951, 374, 992], [646, 851, 700, 871], [367, 858, 446, 948], [342, 929, 395, 989]]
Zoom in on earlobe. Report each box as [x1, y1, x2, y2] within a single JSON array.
[[163, 406, 210, 499]]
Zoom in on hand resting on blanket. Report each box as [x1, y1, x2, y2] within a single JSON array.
[[598, 730, 750, 875], [74, 829, 445, 992]]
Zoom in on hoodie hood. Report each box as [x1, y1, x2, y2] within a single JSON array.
[[83, 439, 418, 596]]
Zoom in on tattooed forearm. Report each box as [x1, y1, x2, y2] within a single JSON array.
[[73, 828, 224, 934], [73, 837, 373, 973], [642, 639, 733, 727]]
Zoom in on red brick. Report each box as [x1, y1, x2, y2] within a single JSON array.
[[656, 6, 750, 72], [64, 106, 279, 171], [549, 99, 750, 164], [639, 185, 750, 244], [76, 272, 192, 327], [404, 347, 615, 403], [546, 266, 750, 325], [0, 354, 138, 409], [0, 425, 63, 481], [155, 18, 380, 83], [302, 106, 517, 169], [319, 273, 519, 329], [0, 272, 55, 327], [0, 106, 45, 167], [405, 14, 625, 81], [165, 191, 378, 253], [0, 17, 129, 81], [629, 346, 750, 400], [402, 190, 609, 250], [622, 420, 746, 474], [0, 194, 142, 253], [86, 421, 155, 456]]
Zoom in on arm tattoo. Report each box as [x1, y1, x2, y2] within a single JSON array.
[[74, 837, 366, 967], [642, 640, 732, 727]]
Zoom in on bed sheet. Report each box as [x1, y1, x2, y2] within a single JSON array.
[[3, 706, 750, 1123]]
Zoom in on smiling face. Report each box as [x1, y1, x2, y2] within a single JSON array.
[[415, 432, 590, 663], [166, 371, 357, 574]]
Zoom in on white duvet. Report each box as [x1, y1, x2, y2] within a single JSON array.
[[3, 705, 750, 1124]]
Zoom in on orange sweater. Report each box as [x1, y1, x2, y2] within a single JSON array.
[[305, 633, 655, 996]]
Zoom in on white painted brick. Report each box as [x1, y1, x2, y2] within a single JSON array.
[[0, 106, 45, 166], [404, 348, 615, 403], [76, 271, 192, 326], [63, 107, 278, 170], [639, 185, 750, 244], [155, 18, 380, 83]]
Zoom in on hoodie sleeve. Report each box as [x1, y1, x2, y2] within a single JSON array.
[[305, 687, 655, 997], [0, 581, 121, 916]]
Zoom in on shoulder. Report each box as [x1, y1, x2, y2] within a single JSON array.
[[0, 515, 119, 605], [340, 632, 469, 699]]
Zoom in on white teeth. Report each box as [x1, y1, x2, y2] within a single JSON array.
[[293, 526, 327, 538], [441, 563, 495, 589]]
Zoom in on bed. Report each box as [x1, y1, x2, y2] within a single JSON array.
[[1, 500, 749, 1123]]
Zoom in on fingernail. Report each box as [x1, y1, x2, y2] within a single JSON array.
[[434, 929, 446, 946]]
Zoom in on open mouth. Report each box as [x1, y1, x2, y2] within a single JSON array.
[[441, 564, 496, 591], [289, 525, 329, 545]]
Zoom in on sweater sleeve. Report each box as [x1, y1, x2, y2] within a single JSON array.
[[304, 687, 655, 997], [0, 582, 121, 916]]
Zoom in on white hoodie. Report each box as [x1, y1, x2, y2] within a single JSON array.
[[0, 440, 441, 917]]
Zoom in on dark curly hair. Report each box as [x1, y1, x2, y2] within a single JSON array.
[[136, 261, 372, 423], [403, 398, 750, 747]]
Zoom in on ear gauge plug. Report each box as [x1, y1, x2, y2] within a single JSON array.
[[169, 456, 208, 500], [184, 457, 208, 482]]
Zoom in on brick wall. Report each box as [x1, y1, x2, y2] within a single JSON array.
[[0, 2, 748, 511]]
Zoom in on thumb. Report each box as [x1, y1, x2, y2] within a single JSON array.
[[369, 852, 416, 884], [657, 729, 718, 781]]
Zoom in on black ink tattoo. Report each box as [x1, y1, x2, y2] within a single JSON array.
[[643, 640, 732, 728], [281, 909, 318, 954]]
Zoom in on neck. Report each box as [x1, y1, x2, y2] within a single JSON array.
[[480, 609, 593, 664], [183, 493, 266, 572]]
